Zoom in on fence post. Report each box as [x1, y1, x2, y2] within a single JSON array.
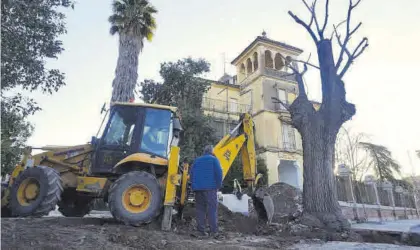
[[364, 175, 382, 222], [337, 164, 358, 221], [403, 190, 409, 219], [382, 181, 395, 220], [413, 191, 420, 218], [395, 186, 404, 219]]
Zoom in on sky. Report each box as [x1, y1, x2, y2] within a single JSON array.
[[24, 0, 420, 177]]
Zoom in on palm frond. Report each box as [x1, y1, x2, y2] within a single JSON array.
[[112, 1, 126, 14], [109, 25, 119, 35], [109, 0, 157, 40]]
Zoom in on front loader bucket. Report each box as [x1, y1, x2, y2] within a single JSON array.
[[249, 188, 274, 224]]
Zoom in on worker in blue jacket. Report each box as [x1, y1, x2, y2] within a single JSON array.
[[189, 145, 223, 237]]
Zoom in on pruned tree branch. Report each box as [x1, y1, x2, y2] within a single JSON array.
[[302, 0, 322, 38], [288, 0, 322, 44], [276, 53, 313, 98], [320, 0, 329, 36], [335, 0, 365, 74], [271, 97, 291, 112], [337, 35, 368, 78], [330, 19, 347, 39], [292, 0, 330, 41], [293, 59, 320, 70]]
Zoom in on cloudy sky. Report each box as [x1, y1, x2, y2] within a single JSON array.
[[25, 0, 420, 176]]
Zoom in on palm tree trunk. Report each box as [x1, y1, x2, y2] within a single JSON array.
[[111, 33, 141, 102]]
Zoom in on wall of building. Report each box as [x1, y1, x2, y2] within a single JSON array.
[[240, 76, 264, 114], [204, 83, 240, 101], [203, 83, 242, 124]]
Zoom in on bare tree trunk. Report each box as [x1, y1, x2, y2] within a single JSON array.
[[301, 119, 350, 230], [287, 40, 354, 231], [284, 0, 368, 232], [111, 33, 141, 103]]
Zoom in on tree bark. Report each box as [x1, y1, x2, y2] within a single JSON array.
[[111, 33, 141, 103], [289, 40, 354, 232], [300, 117, 350, 230]]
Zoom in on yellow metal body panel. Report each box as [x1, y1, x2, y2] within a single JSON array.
[[164, 146, 181, 206], [241, 113, 257, 183], [180, 162, 189, 207], [111, 102, 177, 113], [76, 176, 108, 193], [114, 153, 168, 169], [9, 164, 25, 186], [213, 134, 247, 179]]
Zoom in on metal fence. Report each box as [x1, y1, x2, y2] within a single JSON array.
[[334, 177, 419, 209]]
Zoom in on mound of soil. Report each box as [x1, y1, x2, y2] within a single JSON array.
[[253, 182, 303, 224], [172, 203, 259, 235]]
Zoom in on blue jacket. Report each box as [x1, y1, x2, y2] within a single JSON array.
[[190, 153, 223, 191]]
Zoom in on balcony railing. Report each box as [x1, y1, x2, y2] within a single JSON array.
[[263, 67, 297, 83], [202, 97, 251, 114], [281, 142, 297, 152]]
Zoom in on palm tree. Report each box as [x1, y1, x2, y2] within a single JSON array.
[[359, 142, 401, 181], [109, 0, 157, 102]]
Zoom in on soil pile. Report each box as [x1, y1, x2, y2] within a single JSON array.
[[253, 182, 303, 223], [172, 203, 259, 235]]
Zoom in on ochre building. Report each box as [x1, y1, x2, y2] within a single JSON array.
[[202, 33, 320, 189]]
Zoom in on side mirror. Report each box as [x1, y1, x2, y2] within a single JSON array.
[[173, 118, 183, 138], [91, 136, 98, 146]]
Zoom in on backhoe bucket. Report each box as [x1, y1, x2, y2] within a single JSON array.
[[249, 188, 274, 224]]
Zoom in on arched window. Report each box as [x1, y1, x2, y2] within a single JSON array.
[[265, 50, 273, 68], [246, 58, 253, 74], [253, 52, 258, 70], [240, 63, 246, 74], [275, 53, 284, 70]]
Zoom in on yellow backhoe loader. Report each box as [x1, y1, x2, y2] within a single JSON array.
[[1, 101, 272, 230]]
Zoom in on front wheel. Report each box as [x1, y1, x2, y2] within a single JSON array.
[[108, 171, 163, 226]]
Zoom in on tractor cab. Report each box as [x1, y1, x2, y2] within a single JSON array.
[[90, 102, 182, 175]]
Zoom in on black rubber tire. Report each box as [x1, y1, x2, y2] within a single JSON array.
[[10, 166, 63, 217], [1, 206, 12, 217], [108, 171, 162, 226], [58, 189, 94, 217], [1, 185, 12, 217]]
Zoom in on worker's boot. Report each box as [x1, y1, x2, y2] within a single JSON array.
[[191, 230, 208, 238], [209, 232, 224, 240]]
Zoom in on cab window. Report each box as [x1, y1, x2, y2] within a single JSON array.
[[103, 106, 137, 147], [140, 108, 171, 158]]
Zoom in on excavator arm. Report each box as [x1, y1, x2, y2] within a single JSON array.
[[176, 113, 273, 225], [212, 113, 261, 190]]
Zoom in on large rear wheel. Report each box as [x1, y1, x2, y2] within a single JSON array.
[[10, 166, 63, 217], [108, 171, 162, 226]]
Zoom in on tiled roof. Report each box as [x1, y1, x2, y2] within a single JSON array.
[[231, 36, 304, 65]]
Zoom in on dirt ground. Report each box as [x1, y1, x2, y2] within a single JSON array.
[[1, 217, 310, 250], [1, 204, 418, 249], [0, 203, 334, 250]]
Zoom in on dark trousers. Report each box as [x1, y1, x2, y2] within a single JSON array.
[[194, 190, 218, 233]]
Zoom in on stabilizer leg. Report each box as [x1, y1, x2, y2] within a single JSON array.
[[161, 205, 173, 231]]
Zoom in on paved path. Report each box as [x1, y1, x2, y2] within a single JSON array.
[[289, 241, 420, 249], [351, 219, 420, 233]]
